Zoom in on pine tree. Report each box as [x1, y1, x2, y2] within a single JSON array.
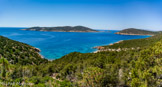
[[0, 56, 10, 81]]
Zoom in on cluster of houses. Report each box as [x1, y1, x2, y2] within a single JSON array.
[[93, 46, 140, 53], [93, 40, 141, 53]]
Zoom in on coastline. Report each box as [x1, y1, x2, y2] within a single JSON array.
[[19, 28, 153, 59], [93, 40, 123, 53], [115, 32, 154, 36], [33, 47, 44, 59], [93, 33, 154, 53]]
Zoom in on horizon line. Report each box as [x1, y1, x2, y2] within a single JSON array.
[[0, 26, 161, 31]]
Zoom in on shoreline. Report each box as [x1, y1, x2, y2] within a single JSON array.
[[115, 32, 154, 36], [93, 33, 154, 53], [31, 32, 153, 59], [33, 47, 44, 59], [93, 40, 123, 53]]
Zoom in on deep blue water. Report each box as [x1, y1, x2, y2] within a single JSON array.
[[0, 28, 150, 60]]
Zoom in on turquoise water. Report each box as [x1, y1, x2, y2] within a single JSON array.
[[0, 28, 150, 60]]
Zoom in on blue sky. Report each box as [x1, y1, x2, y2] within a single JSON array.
[[0, 0, 162, 31]]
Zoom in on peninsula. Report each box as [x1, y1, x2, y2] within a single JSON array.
[[22, 26, 98, 32], [115, 28, 158, 35]]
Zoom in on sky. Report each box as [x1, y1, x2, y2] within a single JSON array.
[[0, 0, 162, 31]]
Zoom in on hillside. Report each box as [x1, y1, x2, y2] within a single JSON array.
[[103, 32, 162, 49], [0, 36, 47, 65], [0, 34, 161, 86], [33, 33, 161, 87], [115, 28, 158, 35], [47, 33, 162, 87], [22, 26, 98, 32]]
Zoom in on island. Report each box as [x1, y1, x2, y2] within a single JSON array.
[[115, 28, 158, 35], [22, 26, 98, 32]]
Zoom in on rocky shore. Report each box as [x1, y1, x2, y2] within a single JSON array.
[[93, 40, 124, 53], [32, 47, 44, 58], [93, 47, 140, 53]]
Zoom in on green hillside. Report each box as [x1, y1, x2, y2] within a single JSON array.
[[115, 28, 158, 35], [0, 33, 161, 87], [0, 36, 47, 65], [104, 33, 162, 49]]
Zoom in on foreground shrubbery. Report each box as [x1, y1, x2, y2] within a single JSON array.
[[0, 34, 161, 87]]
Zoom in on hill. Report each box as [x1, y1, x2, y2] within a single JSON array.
[[103, 32, 162, 49], [48, 33, 162, 86], [37, 33, 161, 87], [22, 26, 98, 32], [0, 33, 161, 86], [0, 36, 47, 65], [115, 28, 158, 35]]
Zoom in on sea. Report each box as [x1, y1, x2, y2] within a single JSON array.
[[0, 27, 150, 60]]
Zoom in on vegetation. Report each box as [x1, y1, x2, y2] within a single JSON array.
[[22, 26, 98, 32], [0, 33, 161, 86], [115, 28, 159, 35], [0, 36, 48, 65], [104, 33, 162, 49]]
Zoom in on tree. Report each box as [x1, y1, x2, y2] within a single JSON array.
[[82, 67, 105, 87], [0, 56, 10, 81]]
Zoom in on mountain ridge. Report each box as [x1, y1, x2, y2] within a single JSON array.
[[22, 26, 98, 32]]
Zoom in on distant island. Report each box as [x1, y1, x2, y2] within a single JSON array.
[[115, 28, 158, 35], [22, 26, 98, 32]]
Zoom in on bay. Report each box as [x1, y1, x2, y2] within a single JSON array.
[[0, 28, 150, 60]]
